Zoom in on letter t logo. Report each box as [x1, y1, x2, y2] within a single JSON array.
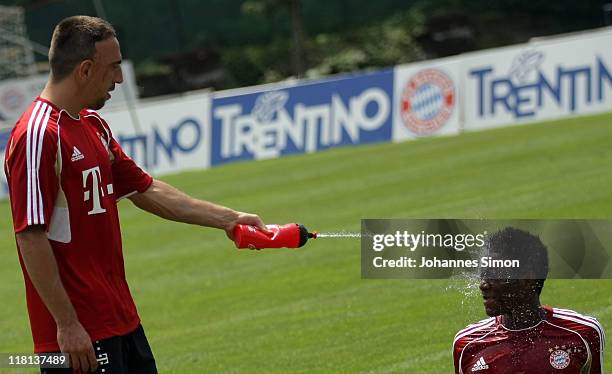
[[82, 166, 106, 215]]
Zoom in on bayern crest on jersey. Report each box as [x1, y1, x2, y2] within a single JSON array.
[[549, 349, 571, 369], [400, 68, 455, 135]]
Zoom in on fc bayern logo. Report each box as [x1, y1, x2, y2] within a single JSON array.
[[549, 349, 571, 369], [400, 68, 455, 135]]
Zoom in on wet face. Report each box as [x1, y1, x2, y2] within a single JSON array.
[[84, 37, 123, 110], [479, 268, 537, 317], [479, 278, 520, 316]]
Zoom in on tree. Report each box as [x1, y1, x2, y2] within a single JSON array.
[[242, 0, 307, 77]]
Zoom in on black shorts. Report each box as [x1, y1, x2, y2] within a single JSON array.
[[40, 324, 157, 374]]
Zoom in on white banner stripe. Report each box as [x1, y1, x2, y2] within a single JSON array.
[[30, 103, 47, 225], [25, 101, 42, 225], [35, 106, 52, 224]]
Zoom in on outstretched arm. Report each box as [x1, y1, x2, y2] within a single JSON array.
[[128, 179, 268, 239]]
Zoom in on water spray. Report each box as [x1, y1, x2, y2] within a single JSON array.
[[315, 231, 361, 238]]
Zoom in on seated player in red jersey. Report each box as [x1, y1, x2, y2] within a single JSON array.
[[453, 227, 605, 374]]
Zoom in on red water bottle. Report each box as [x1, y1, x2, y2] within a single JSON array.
[[233, 223, 316, 249]]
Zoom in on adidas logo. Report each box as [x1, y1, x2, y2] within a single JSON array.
[[471, 357, 489, 371], [71, 146, 85, 162]]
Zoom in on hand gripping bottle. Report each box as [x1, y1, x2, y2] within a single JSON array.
[[233, 223, 317, 249]]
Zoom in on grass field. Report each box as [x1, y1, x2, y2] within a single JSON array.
[[1, 113, 611, 373]]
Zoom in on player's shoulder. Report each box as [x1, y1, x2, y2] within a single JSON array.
[[453, 317, 497, 348], [547, 306, 605, 344], [11, 99, 60, 145], [15, 99, 59, 125]]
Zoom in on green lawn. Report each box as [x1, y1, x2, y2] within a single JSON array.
[[1, 113, 611, 373]]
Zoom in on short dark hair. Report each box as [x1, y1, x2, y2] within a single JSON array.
[[49, 16, 116, 81], [484, 227, 549, 294]]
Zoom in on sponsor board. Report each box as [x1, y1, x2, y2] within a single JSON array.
[[0, 61, 138, 128], [0, 127, 11, 199], [211, 70, 393, 165], [463, 29, 612, 130], [100, 92, 211, 176], [0, 75, 46, 127], [2, 28, 612, 201], [393, 58, 462, 141], [0, 92, 210, 199]]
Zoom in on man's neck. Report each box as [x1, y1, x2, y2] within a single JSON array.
[[40, 80, 83, 118], [501, 301, 546, 330]]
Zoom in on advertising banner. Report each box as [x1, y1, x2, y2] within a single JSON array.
[[0, 75, 46, 127], [0, 61, 138, 128], [211, 70, 394, 165], [463, 29, 612, 130], [0, 127, 11, 199], [393, 58, 462, 141], [2, 28, 611, 201], [101, 92, 211, 176]]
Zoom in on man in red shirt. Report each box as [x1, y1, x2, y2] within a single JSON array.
[[4, 16, 269, 373], [453, 228, 605, 374]]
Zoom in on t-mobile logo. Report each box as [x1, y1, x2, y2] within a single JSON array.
[[82, 166, 113, 215]]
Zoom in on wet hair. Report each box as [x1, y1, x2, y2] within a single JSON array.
[[484, 227, 549, 295], [49, 16, 116, 81]]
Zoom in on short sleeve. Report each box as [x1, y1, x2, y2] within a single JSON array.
[[584, 319, 605, 374], [109, 137, 153, 199], [5, 121, 59, 233], [452, 338, 462, 374]]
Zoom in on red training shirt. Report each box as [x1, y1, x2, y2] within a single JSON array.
[[4, 97, 153, 352], [453, 306, 605, 374]]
